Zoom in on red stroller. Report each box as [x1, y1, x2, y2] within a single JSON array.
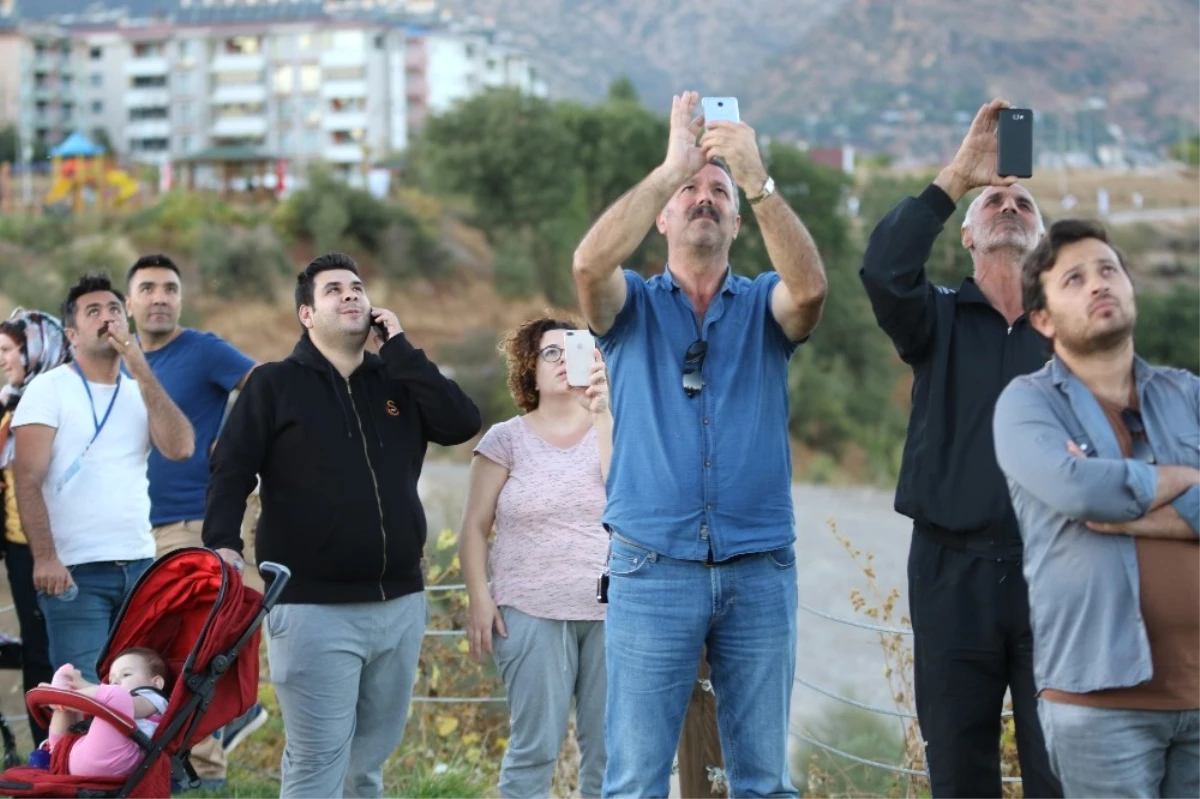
[[0, 548, 289, 798]]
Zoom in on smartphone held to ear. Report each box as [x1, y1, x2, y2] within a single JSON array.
[[564, 330, 596, 388], [997, 108, 1034, 179], [701, 96, 740, 126]]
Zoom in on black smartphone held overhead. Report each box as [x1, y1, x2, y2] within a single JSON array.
[[997, 108, 1034, 179]]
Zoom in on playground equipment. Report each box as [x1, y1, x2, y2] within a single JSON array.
[[44, 131, 139, 212]]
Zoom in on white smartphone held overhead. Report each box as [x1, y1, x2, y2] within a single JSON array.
[[563, 329, 596, 388], [701, 96, 740, 126]]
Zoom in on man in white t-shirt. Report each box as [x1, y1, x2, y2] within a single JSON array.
[[11, 272, 194, 682]]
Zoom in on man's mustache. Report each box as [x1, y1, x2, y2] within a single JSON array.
[[689, 205, 720, 222]]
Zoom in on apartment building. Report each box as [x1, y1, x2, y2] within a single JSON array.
[[0, 22, 84, 156], [405, 28, 546, 131], [6, 2, 544, 170]]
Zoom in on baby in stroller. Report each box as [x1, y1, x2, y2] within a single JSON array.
[[38, 649, 170, 778]]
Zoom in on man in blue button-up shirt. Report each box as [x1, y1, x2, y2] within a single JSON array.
[[994, 218, 1199, 798], [572, 90, 827, 798]]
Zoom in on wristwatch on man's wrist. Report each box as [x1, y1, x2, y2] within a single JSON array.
[[748, 176, 775, 205]]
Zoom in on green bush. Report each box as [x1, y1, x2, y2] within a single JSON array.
[[274, 166, 449, 282], [0, 214, 73, 254], [195, 224, 292, 300], [124, 191, 266, 252], [1137, 285, 1200, 373], [311, 194, 350, 255], [492, 231, 537, 298]]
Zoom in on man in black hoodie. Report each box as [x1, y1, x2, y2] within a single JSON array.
[[203, 253, 481, 799]]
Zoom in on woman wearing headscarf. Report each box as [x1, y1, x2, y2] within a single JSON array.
[[0, 308, 70, 747]]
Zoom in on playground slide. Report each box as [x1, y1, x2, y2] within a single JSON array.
[[44, 175, 72, 205], [106, 169, 138, 204]]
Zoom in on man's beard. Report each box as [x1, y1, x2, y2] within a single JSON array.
[[979, 228, 1036, 255], [1059, 316, 1135, 356]]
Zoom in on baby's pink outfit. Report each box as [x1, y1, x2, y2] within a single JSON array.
[[48, 665, 165, 777]]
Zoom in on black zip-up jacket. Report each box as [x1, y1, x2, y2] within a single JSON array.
[[203, 332, 482, 604], [860, 184, 1047, 548]]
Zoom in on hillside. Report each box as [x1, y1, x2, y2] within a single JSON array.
[[741, 0, 1200, 156], [448, 0, 1199, 155], [443, 0, 842, 107]]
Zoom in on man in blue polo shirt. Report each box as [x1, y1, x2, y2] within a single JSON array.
[[572, 90, 828, 798], [125, 254, 265, 793]]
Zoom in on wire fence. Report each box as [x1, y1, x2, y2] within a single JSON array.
[[0, 579, 1022, 786]]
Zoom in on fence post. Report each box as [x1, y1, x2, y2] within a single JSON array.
[[677, 648, 726, 798]]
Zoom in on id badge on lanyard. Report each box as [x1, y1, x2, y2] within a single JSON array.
[[54, 364, 121, 496]]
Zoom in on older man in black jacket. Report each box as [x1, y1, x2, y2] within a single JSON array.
[[203, 252, 481, 799], [859, 100, 1061, 798]]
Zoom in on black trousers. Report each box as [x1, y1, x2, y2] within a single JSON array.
[[4, 542, 53, 746], [908, 527, 1063, 799]]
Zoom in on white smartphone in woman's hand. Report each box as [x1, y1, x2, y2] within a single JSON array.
[[564, 330, 596, 387]]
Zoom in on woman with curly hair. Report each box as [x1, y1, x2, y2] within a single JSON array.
[[458, 315, 611, 798], [0, 308, 71, 747]]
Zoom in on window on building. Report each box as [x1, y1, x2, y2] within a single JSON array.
[[223, 36, 261, 54], [302, 96, 320, 125], [90, 73, 102, 88], [91, 100, 103, 114], [89, 46, 102, 60], [299, 65, 320, 93], [133, 42, 163, 58], [273, 65, 294, 94]]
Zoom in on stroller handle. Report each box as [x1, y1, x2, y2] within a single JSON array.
[[257, 561, 291, 610]]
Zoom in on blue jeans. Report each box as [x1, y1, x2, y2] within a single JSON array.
[[37, 558, 153, 683], [1039, 698, 1200, 798], [602, 534, 798, 798]]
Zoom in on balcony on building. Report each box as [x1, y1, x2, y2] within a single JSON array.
[[211, 83, 268, 105], [323, 143, 363, 163], [126, 119, 172, 140], [320, 80, 367, 100], [125, 88, 171, 108], [405, 75, 425, 100], [124, 57, 170, 77], [322, 97, 367, 132], [211, 114, 268, 138], [212, 35, 265, 73], [211, 53, 266, 73], [319, 49, 366, 70]]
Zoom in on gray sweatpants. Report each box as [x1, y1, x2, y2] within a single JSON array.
[[492, 606, 607, 798], [266, 593, 426, 799]]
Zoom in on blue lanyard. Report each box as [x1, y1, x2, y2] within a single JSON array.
[[71, 362, 121, 444]]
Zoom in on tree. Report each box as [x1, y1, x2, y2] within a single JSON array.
[[90, 127, 115, 155], [415, 88, 580, 242], [0, 126, 16, 163], [1168, 135, 1199, 167]]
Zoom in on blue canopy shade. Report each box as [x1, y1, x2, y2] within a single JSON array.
[[49, 131, 106, 158]]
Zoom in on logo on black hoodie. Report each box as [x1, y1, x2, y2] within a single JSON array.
[[385, 400, 400, 417]]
